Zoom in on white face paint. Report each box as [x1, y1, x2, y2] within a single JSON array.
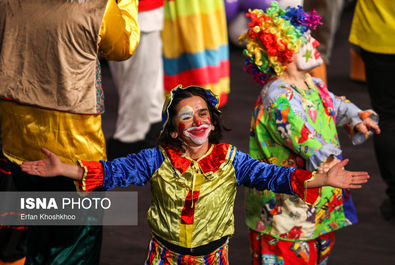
[[178, 105, 194, 122], [296, 31, 323, 71], [176, 99, 212, 147], [183, 124, 212, 146]]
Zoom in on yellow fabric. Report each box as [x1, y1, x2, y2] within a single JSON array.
[[349, 0, 395, 54], [162, 8, 227, 58], [148, 146, 238, 248], [178, 173, 205, 248], [0, 101, 106, 165], [202, 77, 230, 100], [164, 0, 224, 19], [99, 0, 140, 61]]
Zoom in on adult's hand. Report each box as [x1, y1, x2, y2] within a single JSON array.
[[20, 148, 83, 180]]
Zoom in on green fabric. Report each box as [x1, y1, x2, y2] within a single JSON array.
[[246, 76, 353, 241]]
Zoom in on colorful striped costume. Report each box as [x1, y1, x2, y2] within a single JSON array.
[[162, 0, 230, 106], [145, 236, 228, 265]]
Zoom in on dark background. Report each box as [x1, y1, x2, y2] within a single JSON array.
[[99, 6, 395, 265]]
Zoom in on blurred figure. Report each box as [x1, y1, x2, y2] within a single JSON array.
[[304, 0, 344, 83], [349, 0, 395, 221], [162, 0, 230, 107], [0, 0, 139, 264], [107, 0, 165, 159]]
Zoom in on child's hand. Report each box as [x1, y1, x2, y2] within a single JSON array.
[[326, 159, 369, 189], [355, 118, 381, 135], [317, 156, 340, 173], [21, 148, 64, 177]]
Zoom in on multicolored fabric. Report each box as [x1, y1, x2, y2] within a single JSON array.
[[162, 0, 230, 106], [246, 74, 362, 241], [78, 143, 318, 248], [240, 1, 322, 85], [249, 229, 334, 265], [145, 235, 228, 265]]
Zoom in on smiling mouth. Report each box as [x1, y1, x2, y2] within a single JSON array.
[[189, 127, 208, 136], [186, 125, 210, 137]]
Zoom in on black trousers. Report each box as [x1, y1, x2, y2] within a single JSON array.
[[0, 155, 27, 262], [361, 49, 395, 206], [2, 158, 102, 265]]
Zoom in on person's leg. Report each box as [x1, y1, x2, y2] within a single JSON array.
[[361, 49, 395, 219], [9, 162, 102, 265], [0, 156, 27, 265], [108, 29, 163, 157]]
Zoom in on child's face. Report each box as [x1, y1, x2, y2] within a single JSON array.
[[296, 31, 323, 71], [172, 96, 214, 148]]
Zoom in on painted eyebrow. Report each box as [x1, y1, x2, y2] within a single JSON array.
[[197, 108, 209, 112]]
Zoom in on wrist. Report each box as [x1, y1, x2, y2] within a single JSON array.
[[323, 172, 328, 186]]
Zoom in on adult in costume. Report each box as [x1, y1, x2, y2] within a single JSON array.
[[240, 2, 380, 264], [0, 0, 139, 264], [349, 0, 395, 221], [107, 0, 165, 158], [162, 0, 230, 107], [21, 85, 369, 264]]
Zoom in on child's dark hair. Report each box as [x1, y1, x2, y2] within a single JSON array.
[[158, 86, 226, 151]]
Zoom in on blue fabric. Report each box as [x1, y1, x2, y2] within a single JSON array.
[[232, 149, 295, 194], [101, 147, 164, 190], [163, 44, 229, 75]]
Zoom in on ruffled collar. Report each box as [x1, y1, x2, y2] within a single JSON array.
[[162, 143, 231, 177]]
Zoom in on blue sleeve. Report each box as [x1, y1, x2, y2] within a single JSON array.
[[329, 91, 362, 128], [232, 148, 295, 194], [101, 147, 164, 190]]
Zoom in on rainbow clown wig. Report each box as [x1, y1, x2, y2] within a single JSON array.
[[239, 1, 322, 85]]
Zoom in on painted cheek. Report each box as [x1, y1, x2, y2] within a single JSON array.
[[178, 123, 187, 135], [312, 40, 320, 48]]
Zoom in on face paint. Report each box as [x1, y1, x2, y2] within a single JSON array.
[[175, 96, 213, 148], [296, 31, 323, 71], [183, 124, 212, 145], [178, 105, 194, 122]]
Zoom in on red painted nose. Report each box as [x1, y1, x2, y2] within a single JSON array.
[[312, 40, 320, 48], [195, 119, 202, 126]]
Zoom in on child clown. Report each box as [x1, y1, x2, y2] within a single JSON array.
[[240, 2, 380, 265]]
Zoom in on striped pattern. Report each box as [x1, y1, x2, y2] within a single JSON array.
[[145, 236, 228, 265], [162, 0, 230, 105]]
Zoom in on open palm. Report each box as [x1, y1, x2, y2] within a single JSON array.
[[326, 159, 369, 189], [20, 148, 63, 177]]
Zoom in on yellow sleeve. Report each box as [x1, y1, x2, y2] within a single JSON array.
[[98, 0, 140, 61]]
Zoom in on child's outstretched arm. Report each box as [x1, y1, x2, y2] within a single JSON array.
[[21, 147, 164, 192], [306, 159, 369, 189], [21, 148, 84, 180]]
